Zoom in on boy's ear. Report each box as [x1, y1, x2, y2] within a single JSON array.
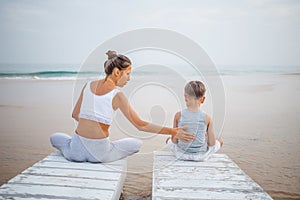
[[201, 96, 205, 103]]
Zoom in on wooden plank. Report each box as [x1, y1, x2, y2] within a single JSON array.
[[34, 160, 124, 172], [152, 151, 273, 200], [0, 196, 68, 200], [156, 179, 264, 191], [154, 151, 227, 158], [8, 174, 118, 190], [44, 154, 125, 166], [155, 153, 231, 163], [156, 167, 251, 181], [22, 166, 123, 180], [154, 188, 273, 200], [0, 151, 127, 200], [0, 184, 114, 199], [155, 159, 238, 168]]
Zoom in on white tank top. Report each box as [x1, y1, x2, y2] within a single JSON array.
[[79, 81, 120, 125]]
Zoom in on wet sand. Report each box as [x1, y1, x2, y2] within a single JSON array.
[[0, 74, 299, 200]]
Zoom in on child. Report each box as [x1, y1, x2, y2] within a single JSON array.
[[167, 80, 223, 161]]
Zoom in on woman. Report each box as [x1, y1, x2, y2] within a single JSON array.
[[50, 50, 194, 163]]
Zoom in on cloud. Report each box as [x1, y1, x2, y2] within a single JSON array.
[[1, 2, 52, 33], [0, 0, 299, 65]]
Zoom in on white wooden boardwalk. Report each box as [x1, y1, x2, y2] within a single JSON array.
[[152, 151, 273, 200], [0, 151, 127, 200]]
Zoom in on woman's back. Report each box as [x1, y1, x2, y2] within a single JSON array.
[[80, 80, 119, 125], [76, 80, 119, 139]]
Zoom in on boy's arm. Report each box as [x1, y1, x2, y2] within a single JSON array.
[[171, 112, 181, 144], [206, 115, 216, 146]]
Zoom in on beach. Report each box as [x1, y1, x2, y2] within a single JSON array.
[[0, 74, 299, 200]]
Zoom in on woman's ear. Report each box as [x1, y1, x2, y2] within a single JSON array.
[[113, 68, 121, 77]]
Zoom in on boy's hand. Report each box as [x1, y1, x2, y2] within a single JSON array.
[[173, 126, 195, 142]]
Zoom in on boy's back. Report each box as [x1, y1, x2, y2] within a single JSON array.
[[167, 80, 223, 161], [177, 109, 208, 154]]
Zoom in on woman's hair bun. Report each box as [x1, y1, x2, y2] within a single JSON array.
[[106, 50, 117, 59]]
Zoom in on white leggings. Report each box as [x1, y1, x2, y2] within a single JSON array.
[[50, 132, 142, 163], [167, 139, 221, 161]]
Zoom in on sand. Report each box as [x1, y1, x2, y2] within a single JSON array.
[[0, 74, 299, 200]]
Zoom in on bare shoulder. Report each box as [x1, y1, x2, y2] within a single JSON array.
[[113, 91, 128, 109], [89, 80, 98, 89], [114, 91, 126, 100], [205, 114, 212, 125], [174, 111, 181, 120]]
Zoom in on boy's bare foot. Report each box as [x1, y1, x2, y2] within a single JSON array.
[[217, 137, 223, 147], [166, 137, 171, 144]]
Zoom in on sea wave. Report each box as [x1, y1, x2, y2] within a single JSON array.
[[1, 65, 300, 80], [0, 71, 99, 80]]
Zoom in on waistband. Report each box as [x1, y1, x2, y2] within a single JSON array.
[[74, 132, 109, 142]]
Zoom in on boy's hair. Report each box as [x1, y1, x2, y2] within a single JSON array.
[[184, 81, 206, 99]]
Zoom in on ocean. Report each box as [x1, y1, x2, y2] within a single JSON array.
[[0, 63, 300, 80]]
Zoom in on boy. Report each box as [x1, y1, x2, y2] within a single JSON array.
[[167, 81, 223, 161]]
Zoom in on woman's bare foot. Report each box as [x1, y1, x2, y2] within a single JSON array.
[[217, 137, 223, 147]]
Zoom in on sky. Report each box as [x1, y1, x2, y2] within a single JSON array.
[[0, 0, 299, 66]]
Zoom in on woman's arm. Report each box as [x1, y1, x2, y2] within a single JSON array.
[[171, 112, 181, 144], [206, 115, 216, 146], [114, 92, 194, 141], [72, 83, 87, 121]]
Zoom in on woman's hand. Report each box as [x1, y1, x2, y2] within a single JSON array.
[[173, 126, 195, 142]]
